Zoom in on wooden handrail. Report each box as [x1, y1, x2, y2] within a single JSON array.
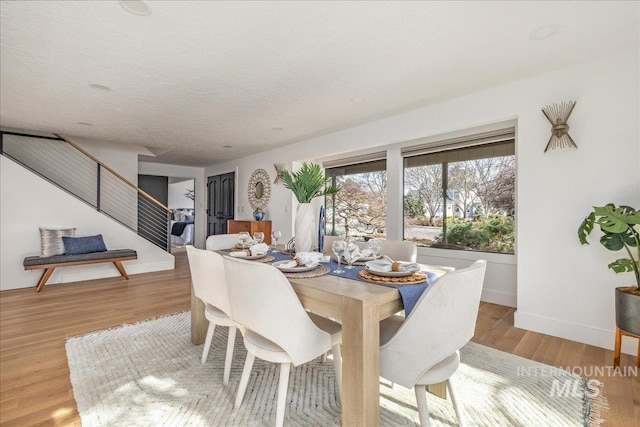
[[54, 133, 172, 213]]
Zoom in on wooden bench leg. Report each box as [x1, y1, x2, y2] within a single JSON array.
[[614, 327, 622, 368], [36, 268, 55, 292], [113, 261, 129, 280]]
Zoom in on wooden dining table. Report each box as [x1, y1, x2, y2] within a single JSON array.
[[190, 253, 452, 427]]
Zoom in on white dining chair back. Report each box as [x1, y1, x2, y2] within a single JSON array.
[[224, 256, 342, 427], [379, 259, 486, 426], [224, 257, 332, 365], [380, 239, 417, 262], [205, 233, 240, 251], [187, 245, 232, 317], [186, 245, 237, 385]]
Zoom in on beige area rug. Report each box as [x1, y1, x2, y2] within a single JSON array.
[[66, 312, 606, 426]]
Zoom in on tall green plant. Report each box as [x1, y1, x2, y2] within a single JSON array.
[[281, 162, 339, 203], [578, 204, 640, 288]]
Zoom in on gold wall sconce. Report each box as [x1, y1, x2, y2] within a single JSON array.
[[542, 100, 577, 152]]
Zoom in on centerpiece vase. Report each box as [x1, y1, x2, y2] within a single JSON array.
[[294, 203, 314, 253]]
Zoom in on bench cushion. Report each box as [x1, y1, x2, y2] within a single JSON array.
[[24, 249, 137, 267]]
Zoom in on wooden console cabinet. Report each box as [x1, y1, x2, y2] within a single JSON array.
[[227, 220, 272, 244]]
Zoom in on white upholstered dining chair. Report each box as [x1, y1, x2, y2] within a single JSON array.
[[223, 256, 343, 427], [205, 233, 240, 251], [186, 246, 238, 386], [378, 260, 486, 426], [379, 239, 417, 262]]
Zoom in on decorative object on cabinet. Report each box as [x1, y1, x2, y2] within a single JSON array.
[[273, 163, 285, 184], [247, 169, 271, 210], [541, 100, 577, 152], [252, 208, 265, 221], [227, 220, 272, 245]]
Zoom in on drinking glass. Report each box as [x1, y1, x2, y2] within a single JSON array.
[[253, 232, 264, 244], [332, 239, 346, 274], [368, 238, 382, 258], [344, 239, 358, 269], [271, 230, 282, 252], [238, 231, 250, 247]]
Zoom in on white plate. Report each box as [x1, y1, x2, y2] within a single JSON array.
[[273, 260, 319, 273], [364, 263, 420, 277], [228, 251, 267, 260]]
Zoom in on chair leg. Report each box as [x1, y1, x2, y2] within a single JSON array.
[[414, 384, 430, 427], [235, 352, 255, 409], [275, 363, 291, 427], [614, 327, 622, 368], [332, 343, 342, 400], [447, 378, 466, 427], [201, 323, 216, 365], [223, 326, 237, 386]]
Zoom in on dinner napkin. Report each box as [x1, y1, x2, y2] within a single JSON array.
[[349, 247, 372, 262], [228, 251, 247, 257], [278, 260, 298, 269], [366, 256, 419, 272], [294, 251, 324, 266], [250, 243, 269, 256]]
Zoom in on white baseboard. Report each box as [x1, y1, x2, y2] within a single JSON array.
[[515, 310, 638, 356], [481, 289, 516, 308]]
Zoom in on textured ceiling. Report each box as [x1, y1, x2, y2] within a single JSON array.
[[1, 1, 638, 167]]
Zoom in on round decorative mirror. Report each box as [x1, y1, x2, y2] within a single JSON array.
[[247, 168, 271, 210]]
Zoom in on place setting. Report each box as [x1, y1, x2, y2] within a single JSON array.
[[228, 231, 274, 263], [272, 251, 331, 278], [358, 256, 427, 285]]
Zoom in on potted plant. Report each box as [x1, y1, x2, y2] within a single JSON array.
[[281, 162, 339, 252], [578, 204, 640, 337]]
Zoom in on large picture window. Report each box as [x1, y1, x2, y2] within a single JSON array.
[[325, 157, 387, 240], [403, 130, 515, 254]]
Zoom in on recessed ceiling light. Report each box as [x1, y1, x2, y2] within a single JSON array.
[[530, 24, 560, 41], [119, 0, 151, 16], [77, 122, 94, 126], [350, 97, 366, 103], [89, 83, 111, 92], [271, 127, 284, 131], [223, 145, 233, 148]]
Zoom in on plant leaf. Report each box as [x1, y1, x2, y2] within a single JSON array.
[[608, 258, 638, 273], [600, 232, 625, 251], [578, 212, 595, 245], [593, 204, 636, 233]]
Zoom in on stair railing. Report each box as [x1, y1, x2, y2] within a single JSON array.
[[0, 131, 172, 252]]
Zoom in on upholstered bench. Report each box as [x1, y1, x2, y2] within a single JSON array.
[[23, 249, 138, 292]]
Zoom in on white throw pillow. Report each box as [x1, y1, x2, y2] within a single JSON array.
[[39, 227, 76, 257]]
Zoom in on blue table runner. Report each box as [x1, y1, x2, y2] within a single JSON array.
[[267, 250, 441, 316]]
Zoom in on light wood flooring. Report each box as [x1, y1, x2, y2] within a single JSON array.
[[1, 249, 638, 426]]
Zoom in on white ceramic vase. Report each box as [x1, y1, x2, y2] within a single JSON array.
[[294, 203, 314, 253]]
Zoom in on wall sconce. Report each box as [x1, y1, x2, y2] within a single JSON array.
[[542, 100, 577, 152], [273, 163, 285, 184]]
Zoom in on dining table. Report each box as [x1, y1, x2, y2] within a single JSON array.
[[190, 248, 453, 427]]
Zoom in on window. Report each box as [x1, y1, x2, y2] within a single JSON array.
[[403, 129, 515, 254], [325, 156, 387, 241]]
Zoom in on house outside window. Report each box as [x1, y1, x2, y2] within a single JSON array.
[[403, 129, 515, 254], [324, 156, 387, 241]]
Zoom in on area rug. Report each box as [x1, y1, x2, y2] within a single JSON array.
[[66, 312, 606, 426]]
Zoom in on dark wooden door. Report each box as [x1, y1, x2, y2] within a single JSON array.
[[207, 172, 234, 236]]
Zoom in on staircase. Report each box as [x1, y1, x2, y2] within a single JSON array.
[[0, 131, 172, 252]]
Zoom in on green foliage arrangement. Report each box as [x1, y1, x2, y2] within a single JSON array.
[[281, 162, 339, 204], [444, 215, 515, 253], [578, 204, 640, 288]]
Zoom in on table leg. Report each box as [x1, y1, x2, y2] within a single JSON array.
[[190, 285, 207, 345], [341, 297, 380, 427]]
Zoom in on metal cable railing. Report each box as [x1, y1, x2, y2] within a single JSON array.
[[0, 131, 172, 251]]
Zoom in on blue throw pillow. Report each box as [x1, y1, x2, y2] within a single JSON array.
[[62, 234, 108, 255]]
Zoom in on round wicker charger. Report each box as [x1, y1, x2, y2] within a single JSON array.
[[255, 255, 275, 263], [357, 269, 427, 285], [281, 264, 331, 279]]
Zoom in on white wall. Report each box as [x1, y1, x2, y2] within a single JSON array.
[[206, 49, 640, 353], [0, 156, 174, 291], [168, 178, 195, 209], [138, 162, 206, 249]]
